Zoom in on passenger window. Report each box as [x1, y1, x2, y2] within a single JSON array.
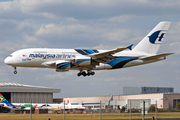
[[10, 55, 13, 57]]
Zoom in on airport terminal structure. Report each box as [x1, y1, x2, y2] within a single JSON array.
[[1, 82, 180, 113], [63, 93, 180, 110], [0, 82, 61, 103]]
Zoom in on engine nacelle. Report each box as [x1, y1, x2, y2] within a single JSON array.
[[56, 60, 72, 70], [75, 59, 91, 66]]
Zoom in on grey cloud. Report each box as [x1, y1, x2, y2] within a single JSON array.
[[32, 1, 180, 20]]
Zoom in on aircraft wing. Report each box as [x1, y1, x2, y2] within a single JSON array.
[[141, 53, 174, 60], [87, 47, 128, 64], [88, 47, 127, 59]]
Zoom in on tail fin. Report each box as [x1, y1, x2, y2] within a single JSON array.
[[133, 21, 171, 54], [0, 93, 17, 109], [0, 93, 7, 104], [67, 98, 71, 105]]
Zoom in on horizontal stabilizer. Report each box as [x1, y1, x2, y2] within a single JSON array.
[[141, 53, 174, 60]]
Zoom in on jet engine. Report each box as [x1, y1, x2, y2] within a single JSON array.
[[75, 59, 91, 66], [56, 60, 72, 70]]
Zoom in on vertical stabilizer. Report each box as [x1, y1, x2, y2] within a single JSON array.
[[133, 21, 171, 54], [0, 93, 17, 109], [67, 98, 71, 105], [0, 93, 7, 104]]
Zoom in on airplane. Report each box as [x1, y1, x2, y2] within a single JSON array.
[[13, 98, 85, 110], [0, 93, 84, 111], [64, 98, 85, 110], [0, 93, 39, 110], [4, 21, 173, 77]]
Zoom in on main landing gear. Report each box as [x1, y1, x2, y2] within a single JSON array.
[[14, 67, 17, 74], [77, 70, 95, 77]]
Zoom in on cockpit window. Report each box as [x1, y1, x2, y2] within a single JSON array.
[[10, 55, 13, 57]]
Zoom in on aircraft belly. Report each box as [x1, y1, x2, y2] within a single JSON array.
[[106, 57, 138, 69], [123, 60, 143, 67]]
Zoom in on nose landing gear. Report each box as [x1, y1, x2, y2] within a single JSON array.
[[77, 70, 95, 77], [14, 67, 17, 74]]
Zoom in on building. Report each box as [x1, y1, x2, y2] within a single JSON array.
[[62, 93, 180, 110], [123, 87, 174, 95], [0, 82, 61, 103], [1, 82, 179, 111]]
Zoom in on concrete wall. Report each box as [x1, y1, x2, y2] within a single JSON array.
[[64, 96, 111, 103], [164, 93, 180, 109], [119, 94, 164, 100]]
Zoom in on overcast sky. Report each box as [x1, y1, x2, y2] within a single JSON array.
[[1, 0, 180, 98]]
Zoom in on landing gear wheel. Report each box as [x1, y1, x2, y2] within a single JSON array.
[[14, 67, 17, 74], [87, 73, 91, 76], [77, 73, 81, 77], [77, 70, 95, 77], [82, 71, 86, 77], [91, 72, 95, 75]]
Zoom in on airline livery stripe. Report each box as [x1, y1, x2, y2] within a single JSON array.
[[60, 64, 71, 70], [75, 49, 87, 55], [92, 50, 98, 53], [86, 49, 95, 54], [75, 49, 99, 55]]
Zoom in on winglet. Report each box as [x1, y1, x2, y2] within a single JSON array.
[[127, 44, 133, 50]]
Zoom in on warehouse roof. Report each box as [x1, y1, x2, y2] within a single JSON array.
[[0, 82, 61, 93]]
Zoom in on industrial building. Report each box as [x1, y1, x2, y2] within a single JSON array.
[[63, 93, 180, 110], [123, 86, 174, 95], [1, 82, 180, 113], [0, 82, 61, 103]]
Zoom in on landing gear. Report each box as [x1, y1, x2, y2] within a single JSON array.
[[14, 67, 17, 74], [77, 70, 95, 77]]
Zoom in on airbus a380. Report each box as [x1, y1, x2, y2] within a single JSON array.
[[4, 21, 173, 77]]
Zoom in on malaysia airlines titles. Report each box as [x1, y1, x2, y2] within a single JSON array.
[[28, 53, 76, 59]]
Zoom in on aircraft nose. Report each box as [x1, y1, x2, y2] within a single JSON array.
[[4, 57, 13, 65]]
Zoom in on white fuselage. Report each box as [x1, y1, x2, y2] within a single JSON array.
[[13, 103, 85, 110], [4, 48, 158, 71]]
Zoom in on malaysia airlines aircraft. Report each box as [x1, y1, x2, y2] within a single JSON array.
[[4, 21, 173, 77]]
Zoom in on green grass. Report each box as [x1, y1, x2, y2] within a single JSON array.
[[1, 112, 180, 120]]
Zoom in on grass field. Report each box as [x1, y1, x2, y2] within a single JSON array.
[[1, 112, 180, 120]]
